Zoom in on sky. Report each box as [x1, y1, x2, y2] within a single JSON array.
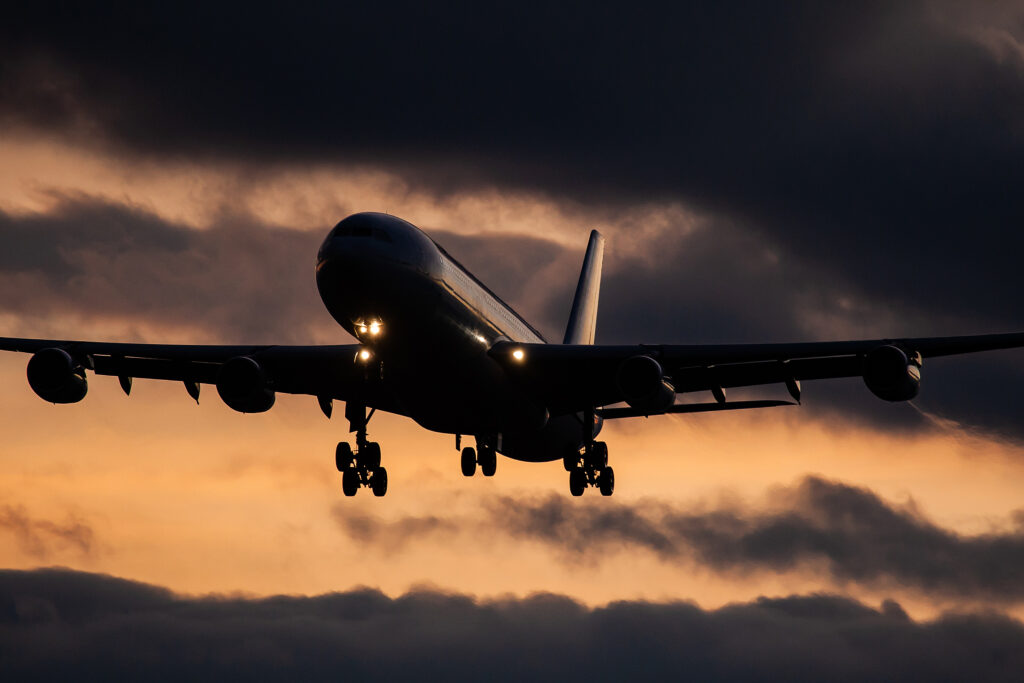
[[2, 1, 1024, 679]]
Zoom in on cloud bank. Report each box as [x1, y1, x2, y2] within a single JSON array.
[[1, 568, 1022, 681]]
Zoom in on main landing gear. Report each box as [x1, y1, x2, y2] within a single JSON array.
[[563, 408, 614, 496], [564, 441, 615, 496], [460, 436, 497, 478], [336, 403, 388, 497]]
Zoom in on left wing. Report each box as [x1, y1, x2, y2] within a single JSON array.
[[489, 332, 1024, 415], [0, 336, 399, 414]]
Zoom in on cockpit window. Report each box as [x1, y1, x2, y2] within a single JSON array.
[[329, 220, 392, 243]]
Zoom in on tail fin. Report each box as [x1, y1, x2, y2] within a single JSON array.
[[563, 230, 605, 345]]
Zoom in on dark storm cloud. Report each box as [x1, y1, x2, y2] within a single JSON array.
[[1, 568, 1022, 681], [0, 196, 331, 344], [3, 1, 1024, 333], [0, 506, 95, 559], [335, 477, 1024, 603]]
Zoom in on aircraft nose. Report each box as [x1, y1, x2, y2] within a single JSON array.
[[317, 213, 436, 274]]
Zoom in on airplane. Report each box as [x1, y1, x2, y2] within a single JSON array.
[[3, 212, 1024, 497]]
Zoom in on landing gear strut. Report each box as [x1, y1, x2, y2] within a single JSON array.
[[460, 437, 497, 478], [336, 403, 388, 497], [565, 408, 614, 496]]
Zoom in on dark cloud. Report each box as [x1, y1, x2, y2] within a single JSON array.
[[0, 196, 332, 344], [0, 505, 95, 559], [1, 568, 1022, 681], [3, 1, 1024, 333], [335, 476, 1024, 603]]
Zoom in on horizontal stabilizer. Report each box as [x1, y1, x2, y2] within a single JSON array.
[[598, 399, 796, 420]]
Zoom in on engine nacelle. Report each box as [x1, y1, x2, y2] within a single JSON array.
[[27, 348, 88, 404], [616, 355, 675, 414], [863, 345, 921, 402], [216, 356, 275, 413]]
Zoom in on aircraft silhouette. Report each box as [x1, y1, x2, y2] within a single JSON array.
[[4, 212, 1023, 496]]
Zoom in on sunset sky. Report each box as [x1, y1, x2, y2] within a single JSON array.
[[3, 2, 1024, 679]]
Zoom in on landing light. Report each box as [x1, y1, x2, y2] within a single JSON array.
[[359, 324, 368, 335], [369, 322, 381, 336], [512, 348, 525, 362], [359, 349, 372, 361]]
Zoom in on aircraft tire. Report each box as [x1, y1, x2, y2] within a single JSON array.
[[569, 469, 586, 496], [342, 469, 359, 496], [336, 442, 354, 472], [599, 467, 615, 496], [362, 442, 382, 469], [461, 447, 477, 477], [371, 467, 388, 497], [562, 450, 578, 472], [591, 442, 608, 469], [480, 446, 497, 477]]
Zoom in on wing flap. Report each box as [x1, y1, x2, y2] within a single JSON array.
[[599, 399, 796, 420]]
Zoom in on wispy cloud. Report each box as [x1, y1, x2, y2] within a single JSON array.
[[334, 476, 1024, 602], [0, 505, 95, 559]]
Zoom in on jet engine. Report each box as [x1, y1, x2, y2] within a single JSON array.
[[27, 348, 88, 404], [616, 355, 675, 413], [862, 345, 921, 402], [216, 356, 275, 413]]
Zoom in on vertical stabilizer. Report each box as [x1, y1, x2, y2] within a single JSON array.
[[563, 230, 605, 345]]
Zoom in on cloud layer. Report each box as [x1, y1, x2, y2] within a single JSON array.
[[1, 568, 1022, 681], [0, 196, 329, 344], [4, 2, 1024, 331], [336, 476, 1024, 603]]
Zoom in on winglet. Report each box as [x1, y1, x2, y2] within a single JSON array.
[[563, 230, 605, 345]]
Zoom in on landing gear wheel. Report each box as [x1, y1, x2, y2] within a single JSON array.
[[371, 467, 388, 497], [569, 469, 586, 496], [461, 447, 477, 477], [336, 442, 354, 472], [589, 441, 608, 469], [342, 468, 359, 496], [599, 466, 615, 496], [362, 442, 382, 469], [563, 449, 579, 472], [479, 446, 497, 477]]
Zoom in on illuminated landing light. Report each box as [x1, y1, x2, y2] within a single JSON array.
[[475, 334, 487, 345], [369, 321, 381, 336], [512, 348, 525, 362], [359, 324, 369, 335], [359, 349, 372, 361]]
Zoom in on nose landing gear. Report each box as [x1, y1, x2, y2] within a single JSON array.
[[336, 403, 388, 497]]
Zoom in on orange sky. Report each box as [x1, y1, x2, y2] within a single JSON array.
[[2, 135, 1024, 621]]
